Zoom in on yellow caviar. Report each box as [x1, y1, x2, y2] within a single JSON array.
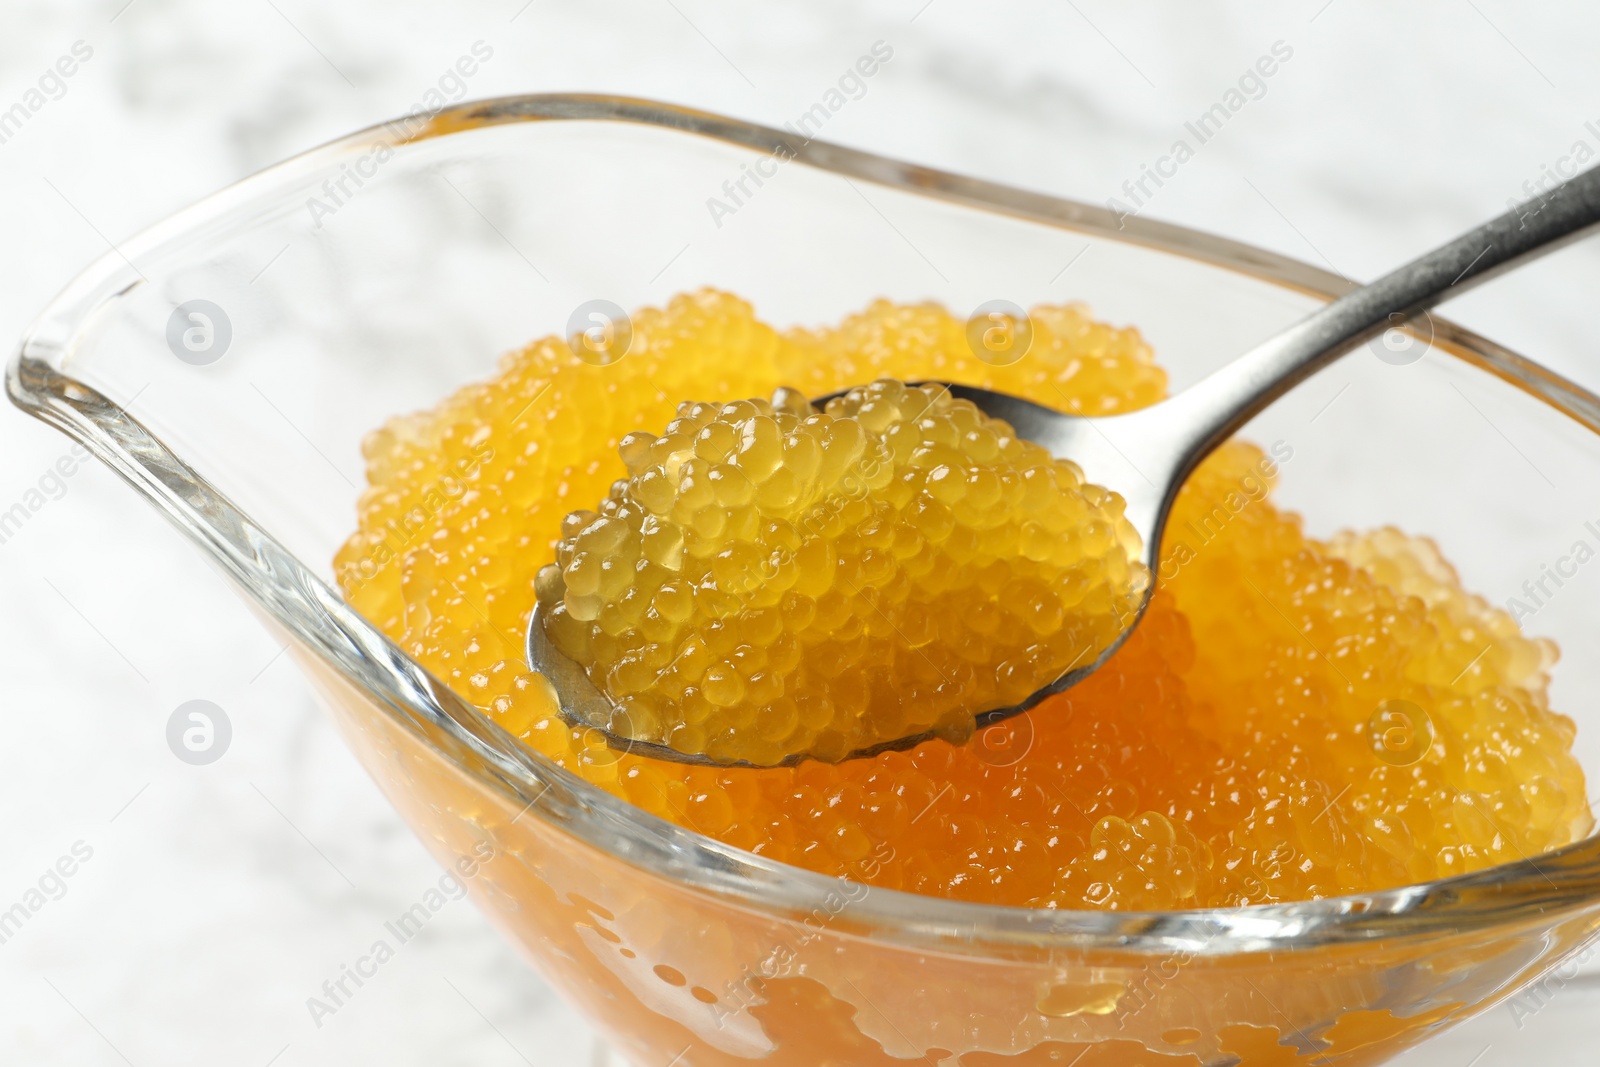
[[537, 379, 1145, 765], [335, 290, 1592, 910]]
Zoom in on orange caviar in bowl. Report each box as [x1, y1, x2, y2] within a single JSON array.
[[334, 290, 1591, 911]]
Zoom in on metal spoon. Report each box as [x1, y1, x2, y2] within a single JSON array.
[[531, 166, 1600, 767]]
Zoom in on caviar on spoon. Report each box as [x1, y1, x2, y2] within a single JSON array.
[[535, 380, 1145, 766]]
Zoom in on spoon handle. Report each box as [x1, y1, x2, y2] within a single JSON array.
[[1163, 164, 1600, 476]]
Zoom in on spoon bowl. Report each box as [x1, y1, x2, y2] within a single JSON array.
[[529, 381, 1168, 768]]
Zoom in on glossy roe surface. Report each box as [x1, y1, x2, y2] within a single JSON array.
[[335, 290, 1591, 909]]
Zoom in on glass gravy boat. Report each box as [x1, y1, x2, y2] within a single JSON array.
[[11, 95, 1600, 1065]]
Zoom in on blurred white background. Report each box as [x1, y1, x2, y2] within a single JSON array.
[[2, 1, 1599, 1064]]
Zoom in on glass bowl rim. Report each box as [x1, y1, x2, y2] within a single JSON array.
[[11, 92, 1600, 959]]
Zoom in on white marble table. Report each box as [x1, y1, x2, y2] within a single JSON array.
[[1, 1, 1597, 1063]]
